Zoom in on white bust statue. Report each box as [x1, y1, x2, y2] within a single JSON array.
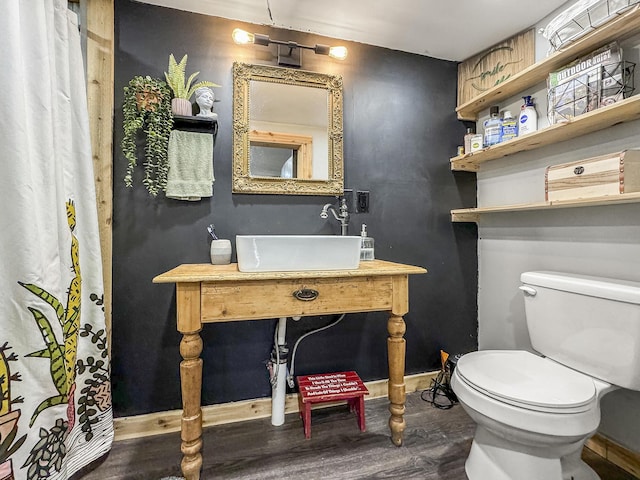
[[195, 87, 218, 119]]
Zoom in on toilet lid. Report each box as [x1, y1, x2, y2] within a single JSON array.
[[455, 350, 596, 413]]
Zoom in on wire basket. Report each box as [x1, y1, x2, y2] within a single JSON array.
[[543, 0, 640, 52], [548, 60, 635, 124]]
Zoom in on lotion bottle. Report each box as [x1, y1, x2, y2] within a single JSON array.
[[518, 96, 538, 135], [500, 110, 517, 142], [360, 224, 375, 261]]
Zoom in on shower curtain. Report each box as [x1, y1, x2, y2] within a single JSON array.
[[0, 1, 113, 479]]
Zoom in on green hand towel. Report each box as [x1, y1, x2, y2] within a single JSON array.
[[166, 130, 214, 201]]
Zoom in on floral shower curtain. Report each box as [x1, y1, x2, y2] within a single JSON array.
[[0, 1, 113, 479]]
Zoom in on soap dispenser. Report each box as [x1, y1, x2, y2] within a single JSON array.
[[519, 96, 538, 135], [360, 224, 375, 261]]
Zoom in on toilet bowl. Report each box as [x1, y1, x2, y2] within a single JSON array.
[[452, 350, 615, 480], [451, 271, 640, 480]]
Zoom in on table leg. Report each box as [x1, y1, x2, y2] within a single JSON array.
[[180, 331, 203, 480], [387, 313, 406, 446]]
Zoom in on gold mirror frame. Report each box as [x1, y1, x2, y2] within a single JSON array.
[[232, 62, 344, 195]]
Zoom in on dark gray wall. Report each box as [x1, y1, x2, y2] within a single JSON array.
[[112, 0, 478, 416]]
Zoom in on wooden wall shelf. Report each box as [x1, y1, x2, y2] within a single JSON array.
[[450, 95, 640, 172], [455, 5, 640, 121], [451, 8, 640, 222], [451, 192, 640, 223]]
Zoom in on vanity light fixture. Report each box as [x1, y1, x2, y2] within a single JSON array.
[[232, 28, 347, 67]]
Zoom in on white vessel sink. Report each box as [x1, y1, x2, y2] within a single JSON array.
[[236, 235, 361, 272]]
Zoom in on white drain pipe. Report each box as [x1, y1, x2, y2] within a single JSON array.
[[270, 316, 303, 426], [271, 317, 288, 426]]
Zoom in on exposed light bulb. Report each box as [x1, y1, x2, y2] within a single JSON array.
[[233, 28, 347, 63], [329, 46, 348, 60], [232, 28, 254, 45]]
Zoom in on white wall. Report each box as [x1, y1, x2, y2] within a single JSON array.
[[476, 9, 640, 451]]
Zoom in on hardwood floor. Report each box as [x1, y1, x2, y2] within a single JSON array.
[[79, 392, 637, 480]]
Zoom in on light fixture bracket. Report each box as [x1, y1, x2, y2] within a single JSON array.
[[277, 44, 301, 68], [254, 33, 270, 46], [314, 44, 330, 56]]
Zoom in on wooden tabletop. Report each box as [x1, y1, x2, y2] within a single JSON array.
[[153, 259, 427, 284]]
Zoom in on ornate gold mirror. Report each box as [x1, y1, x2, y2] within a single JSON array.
[[232, 62, 344, 195]]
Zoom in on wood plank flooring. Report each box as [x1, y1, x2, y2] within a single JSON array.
[[78, 392, 638, 480]]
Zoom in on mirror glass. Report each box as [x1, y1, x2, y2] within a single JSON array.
[[232, 62, 344, 195]]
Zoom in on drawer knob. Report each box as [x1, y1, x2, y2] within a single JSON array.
[[293, 288, 319, 301], [574, 166, 585, 175]]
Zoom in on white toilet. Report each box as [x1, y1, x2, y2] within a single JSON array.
[[451, 271, 640, 480]]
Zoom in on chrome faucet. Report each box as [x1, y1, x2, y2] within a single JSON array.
[[320, 198, 350, 236]]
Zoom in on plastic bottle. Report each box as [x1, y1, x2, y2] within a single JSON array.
[[500, 110, 517, 142], [469, 133, 483, 152], [518, 96, 538, 136], [483, 106, 502, 147], [463, 127, 474, 154], [359, 224, 375, 261]]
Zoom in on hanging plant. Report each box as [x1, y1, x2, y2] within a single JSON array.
[[121, 75, 173, 197]]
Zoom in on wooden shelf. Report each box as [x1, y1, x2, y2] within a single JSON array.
[[455, 5, 640, 121], [451, 192, 640, 222], [450, 9, 640, 223], [450, 95, 640, 172]]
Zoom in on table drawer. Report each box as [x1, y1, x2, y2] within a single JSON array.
[[545, 150, 640, 201], [201, 275, 394, 322]]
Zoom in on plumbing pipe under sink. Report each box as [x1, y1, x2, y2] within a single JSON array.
[[270, 317, 289, 426], [269, 314, 347, 426]]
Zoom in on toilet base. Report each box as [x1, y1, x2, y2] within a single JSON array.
[[466, 425, 600, 480]]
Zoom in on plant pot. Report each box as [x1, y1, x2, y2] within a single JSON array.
[[135, 90, 161, 112], [172, 98, 192, 116]]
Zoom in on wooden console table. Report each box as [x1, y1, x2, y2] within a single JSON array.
[[153, 259, 426, 480]]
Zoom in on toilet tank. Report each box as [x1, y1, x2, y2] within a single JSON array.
[[521, 271, 640, 390]]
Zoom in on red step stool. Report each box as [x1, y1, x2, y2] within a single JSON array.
[[296, 371, 369, 439]]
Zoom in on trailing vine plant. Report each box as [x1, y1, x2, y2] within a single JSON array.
[[122, 76, 173, 197]]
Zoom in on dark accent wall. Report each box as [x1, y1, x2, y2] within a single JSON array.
[[112, 0, 478, 416]]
